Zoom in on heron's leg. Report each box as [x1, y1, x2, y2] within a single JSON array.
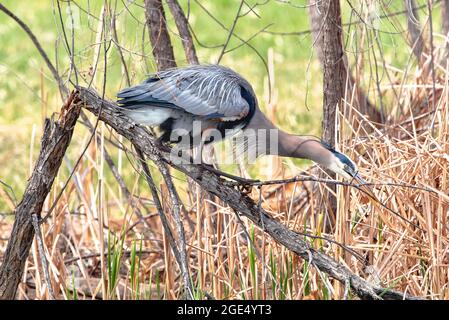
[[154, 135, 172, 153], [200, 165, 258, 194], [188, 136, 213, 180], [155, 135, 165, 146], [191, 130, 257, 193], [194, 128, 219, 165]]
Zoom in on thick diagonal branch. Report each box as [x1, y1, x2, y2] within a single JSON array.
[[77, 86, 420, 300]]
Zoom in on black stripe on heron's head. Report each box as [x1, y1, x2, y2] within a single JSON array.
[[239, 85, 257, 124], [321, 141, 357, 174], [333, 151, 356, 173]]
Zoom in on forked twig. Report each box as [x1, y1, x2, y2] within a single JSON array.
[[133, 147, 194, 299]]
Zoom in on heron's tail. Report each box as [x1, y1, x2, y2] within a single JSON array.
[[116, 85, 175, 126]]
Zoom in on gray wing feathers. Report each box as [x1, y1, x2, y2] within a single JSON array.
[[117, 65, 251, 120]]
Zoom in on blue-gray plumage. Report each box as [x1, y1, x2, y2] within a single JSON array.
[[116, 64, 362, 181], [117, 65, 256, 143]]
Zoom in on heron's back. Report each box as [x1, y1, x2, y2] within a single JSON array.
[[116, 64, 258, 145]]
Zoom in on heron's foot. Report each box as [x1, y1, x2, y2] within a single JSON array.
[[154, 137, 174, 153], [198, 163, 214, 176], [238, 183, 253, 195], [193, 163, 214, 181], [154, 136, 166, 148], [220, 174, 256, 194], [198, 164, 258, 194]]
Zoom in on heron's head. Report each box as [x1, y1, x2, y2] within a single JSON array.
[[323, 145, 377, 199], [325, 148, 359, 181], [275, 134, 364, 182]]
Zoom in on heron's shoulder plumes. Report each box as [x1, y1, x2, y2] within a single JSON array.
[[116, 64, 259, 144], [145, 64, 256, 94], [117, 64, 256, 117]]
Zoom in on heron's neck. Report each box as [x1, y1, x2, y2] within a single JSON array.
[[245, 110, 333, 166], [277, 130, 328, 164]]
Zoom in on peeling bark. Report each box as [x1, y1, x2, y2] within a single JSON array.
[[0, 93, 81, 299]]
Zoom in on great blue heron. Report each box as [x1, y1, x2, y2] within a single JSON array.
[[117, 64, 361, 182]]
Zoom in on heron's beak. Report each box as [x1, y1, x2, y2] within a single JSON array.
[[351, 172, 378, 201]]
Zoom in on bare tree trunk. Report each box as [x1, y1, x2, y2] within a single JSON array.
[[0, 93, 80, 299], [442, 0, 449, 56], [144, 0, 177, 70], [166, 0, 199, 65], [309, 2, 325, 64], [310, 1, 348, 223], [321, 1, 346, 149], [405, 0, 426, 60], [309, 1, 382, 124]]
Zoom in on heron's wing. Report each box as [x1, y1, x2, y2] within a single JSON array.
[[117, 66, 251, 121]]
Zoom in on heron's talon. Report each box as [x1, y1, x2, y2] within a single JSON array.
[[238, 183, 253, 195]]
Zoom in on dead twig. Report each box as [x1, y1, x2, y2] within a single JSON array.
[[133, 146, 194, 299], [0, 2, 68, 98], [152, 158, 194, 299], [30, 214, 55, 300], [0, 1, 139, 231], [217, 0, 245, 64]]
